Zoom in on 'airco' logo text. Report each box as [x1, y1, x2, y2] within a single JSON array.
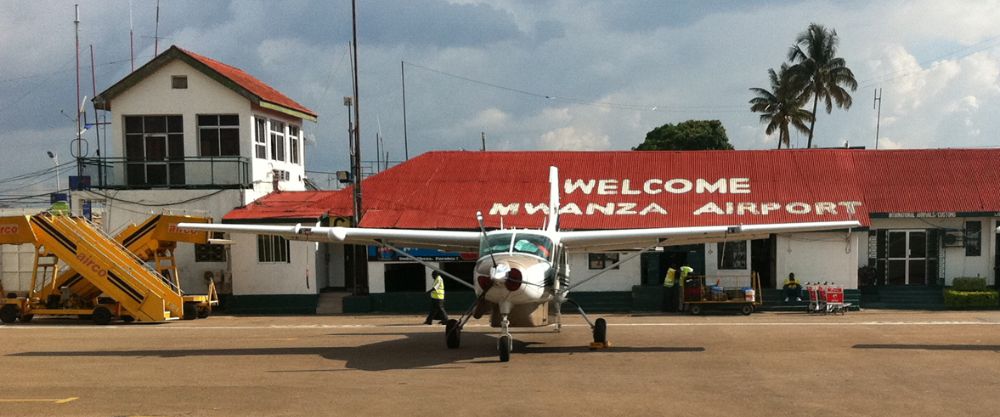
[[76, 252, 108, 278], [167, 224, 200, 235]]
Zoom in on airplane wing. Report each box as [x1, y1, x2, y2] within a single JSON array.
[[558, 220, 861, 252], [177, 223, 482, 251]]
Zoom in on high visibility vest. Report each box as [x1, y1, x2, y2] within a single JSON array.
[[664, 268, 676, 287], [679, 266, 693, 281], [431, 276, 445, 300]]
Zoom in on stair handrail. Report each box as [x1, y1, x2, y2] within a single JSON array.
[[78, 216, 183, 295], [56, 215, 182, 297]]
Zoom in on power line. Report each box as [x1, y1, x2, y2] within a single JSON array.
[[402, 61, 746, 113]]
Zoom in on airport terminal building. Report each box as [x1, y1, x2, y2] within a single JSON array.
[[219, 149, 1000, 313]]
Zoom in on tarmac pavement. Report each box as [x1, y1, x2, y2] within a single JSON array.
[[2, 310, 1000, 417]]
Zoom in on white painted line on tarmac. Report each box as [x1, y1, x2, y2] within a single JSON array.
[[1, 320, 998, 330]]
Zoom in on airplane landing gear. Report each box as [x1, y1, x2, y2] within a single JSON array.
[[498, 314, 512, 362], [445, 319, 461, 349], [593, 317, 607, 344]]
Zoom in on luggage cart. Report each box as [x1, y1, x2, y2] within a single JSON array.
[[682, 272, 762, 316], [806, 284, 849, 315]]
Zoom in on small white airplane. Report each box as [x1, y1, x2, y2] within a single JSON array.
[[180, 166, 859, 362]]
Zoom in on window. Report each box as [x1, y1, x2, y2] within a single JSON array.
[[198, 114, 240, 157], [588, 253, 620, 270], [171, 75, 187, 89], [965, 221, 982, 256], [717, 241, 748, 270], [123, 115, 184, 186], [289, 125, 300, 164], [257, 234, 290, 263], [254, 117, 267, 159], [270, 120, 286, 161]]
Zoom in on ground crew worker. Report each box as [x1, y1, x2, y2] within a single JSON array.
[[679, 265, 693, 282], [783, 272, 802, 303], [424, 271, 449, 325], [663, 268, 677, 288]]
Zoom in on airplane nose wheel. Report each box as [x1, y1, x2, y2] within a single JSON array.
[[498, 314, 512, 362], [498, 335, 512, 362], [593, 317, 607, 344], [445, 319, 461, 349]]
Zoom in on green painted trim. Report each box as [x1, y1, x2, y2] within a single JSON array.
[[259, 101, 318, 122], [220, 294, 318, 315]]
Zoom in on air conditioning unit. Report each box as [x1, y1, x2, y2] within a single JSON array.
[[943, 229, 964, 247]]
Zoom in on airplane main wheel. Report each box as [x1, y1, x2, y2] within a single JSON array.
[[593, 318, 607, 344], [445, 319, 461, 349], [498, 335, 511, 362], [92, 306, 113, 325], [0, 305, 19, 324]]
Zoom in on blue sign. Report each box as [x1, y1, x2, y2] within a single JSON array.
[[367, 245, 479, 262]]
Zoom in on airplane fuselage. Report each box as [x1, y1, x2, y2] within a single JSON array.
[[471, 230, 563, 327]]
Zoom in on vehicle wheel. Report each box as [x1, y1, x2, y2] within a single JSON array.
[[445, 319, 461, 349], [182, 303, 197, 320], [92, 307, 113, 325], [498, 335, 511, 362], [689, 304, 702, 315], [0, 304, 19, 324], [740, 304, 753, 316], [20, 314, 33, 323], [197, 307, 210, 319], [593, 318, 607, 344], [121, 316, 135, 323]]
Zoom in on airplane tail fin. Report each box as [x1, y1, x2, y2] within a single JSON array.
[[547, 166, 559, 232]]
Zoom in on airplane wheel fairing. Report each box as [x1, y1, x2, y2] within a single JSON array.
[[689, 305, 702, 315], [445, 319, 461, 349], [0, 305, 19, 323], [498, 335, 511, 362], [740, 304, 753, 316], [593, 318, 607, 344]]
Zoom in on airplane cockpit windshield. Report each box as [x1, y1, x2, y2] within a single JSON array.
[[480, 232, 554, 260]]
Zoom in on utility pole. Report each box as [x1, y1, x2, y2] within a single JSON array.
[[74, 4, 83, 178], [350, 0, 367, 296], [401, 61, 409, 160], [874, 88, 882, 150]]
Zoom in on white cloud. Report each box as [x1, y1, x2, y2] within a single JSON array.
[[537, 126, 609, 150]]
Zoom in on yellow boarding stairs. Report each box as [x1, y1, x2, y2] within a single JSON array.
[[37, 214, 218, 319], [0, 213, 215, 325]]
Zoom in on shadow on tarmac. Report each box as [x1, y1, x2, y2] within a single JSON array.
[[9, 332, 704, 371], [853, 344, 1000, 352]]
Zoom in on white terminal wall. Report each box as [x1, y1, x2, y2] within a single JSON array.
[[774, 232, 860, 288], [229, 229, 319, 295]]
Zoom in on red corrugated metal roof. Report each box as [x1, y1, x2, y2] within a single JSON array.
[[223, 148, 1000, 229], [178, 47, 317, 118], [223, 190, 350, 222]]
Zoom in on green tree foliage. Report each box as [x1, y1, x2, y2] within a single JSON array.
[[633, 120, 734, 151], [788, 23, 858, 148], [749, 64, 813, 149]]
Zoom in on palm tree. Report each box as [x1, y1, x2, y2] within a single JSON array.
[[788, 23, 858, 148], [749, 64, 813, 149]]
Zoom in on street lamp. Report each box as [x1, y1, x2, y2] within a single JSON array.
[[46, 151, 61, 192]]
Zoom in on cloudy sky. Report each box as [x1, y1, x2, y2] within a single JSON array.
[[2, 0, 1000, 196]]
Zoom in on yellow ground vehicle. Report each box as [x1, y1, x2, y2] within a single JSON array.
[[0, 213, 218, 325]]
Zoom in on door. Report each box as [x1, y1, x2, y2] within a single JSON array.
[[887, 230, 927, 285]]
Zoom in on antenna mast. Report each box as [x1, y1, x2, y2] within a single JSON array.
[[154, 0, 160, 55], [873, 88, 882, 150], [129, 0, 135, 71]]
